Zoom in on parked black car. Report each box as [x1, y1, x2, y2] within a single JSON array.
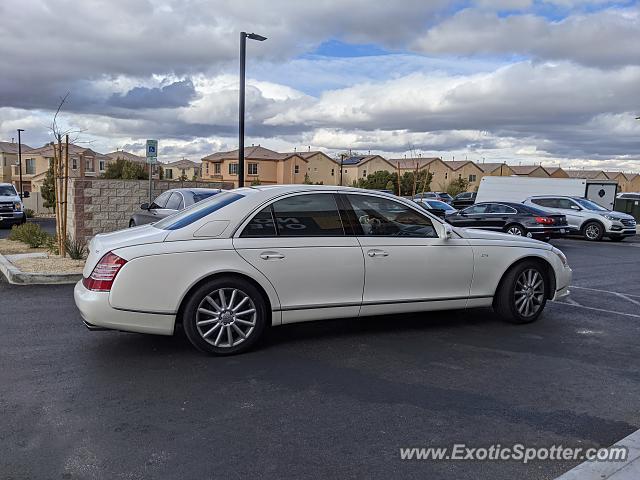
[[445, 201, 569, 240], [413, 198, 458, 218], [451, 191, 477, 209], [129, 188, 221, 227]]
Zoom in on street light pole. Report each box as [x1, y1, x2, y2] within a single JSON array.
[[17, 129, 24, 199], [238, 31, 266, 188]]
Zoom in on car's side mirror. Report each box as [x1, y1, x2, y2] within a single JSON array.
[[22, 191, 30, 199], [570, 205, 581, 211], [140, 202, 149, 210], [443, 224, 454, 240]]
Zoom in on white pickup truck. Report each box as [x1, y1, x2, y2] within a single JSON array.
[[0, 183, 27, 227]]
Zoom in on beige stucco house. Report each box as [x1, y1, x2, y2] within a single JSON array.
[[285, 151, 340, 185], [544, 167, 570, 178], [337, 155, 396, 186], [564, 169, 608, 180], [510, 165, 550, 177], [0, 141, 33, 185], [202, 146, 307, 187], [162, 159, 202, 180], [387, 157, 452, 190], [442, 161, 485, 191]]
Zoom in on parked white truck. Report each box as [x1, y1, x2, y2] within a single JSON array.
[[475, 177, 636, 241]]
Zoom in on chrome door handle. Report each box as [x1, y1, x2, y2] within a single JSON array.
[[260, 252, 285, 260], [367, 249, 389, 257]]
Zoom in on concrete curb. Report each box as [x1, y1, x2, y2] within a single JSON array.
[[0, 253, 82, 285], [555, 429, 640, 479]]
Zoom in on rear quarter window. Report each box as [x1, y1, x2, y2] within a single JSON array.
[[154, 192, 244, 230]]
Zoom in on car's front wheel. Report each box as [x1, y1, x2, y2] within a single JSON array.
[[494, 261, 547, 324], [182, 277, 268, 355], [582, 221, 604, 241]]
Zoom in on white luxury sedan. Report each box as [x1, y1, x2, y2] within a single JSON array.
[[74, 185, 572, 355]]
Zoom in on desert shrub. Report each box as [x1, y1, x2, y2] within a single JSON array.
[[8, 223, 50, 248], [24, 208, 35, 218], [64, 236, 87, 260]]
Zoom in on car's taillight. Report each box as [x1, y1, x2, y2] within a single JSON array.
[[82, 252, 127, 292], [535, 216, 554, 225]]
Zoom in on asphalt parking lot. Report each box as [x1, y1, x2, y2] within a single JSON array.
[[2, 235, 640, 479]]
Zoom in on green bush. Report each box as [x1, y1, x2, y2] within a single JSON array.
[[64, 236, 87, 260], [8, 223, 50, 248], [24, 208, 35, 218], [45, 235, 59, 255]]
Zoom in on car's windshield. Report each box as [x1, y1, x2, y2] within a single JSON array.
[[0, 185, 18, 196], [574, 198, 607, 211], [154, 191, 244, 230]]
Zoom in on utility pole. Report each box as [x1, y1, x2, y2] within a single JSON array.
[[340, 154, 346, 186], [238, 31, 266, 188], [17, 129, 24, 199]]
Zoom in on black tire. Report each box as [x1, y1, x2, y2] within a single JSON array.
[[504, 224, 526, 236], [494, 261, 547, 324], [128, 219, 136, 228], [609, 235, 625, 242], [20, 214, 27, 225], [182, 277, 268, 356], [582, 221, 604, 241]]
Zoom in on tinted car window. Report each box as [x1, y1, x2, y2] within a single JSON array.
[[271, 194, 344, 237], [488, 204, 516, 214], [165, 193, 183, 210], [150, 191, 171, 209], [346, 194, 438, 238], [154, 192, 244, 230], [557, 198, 580, 209], [531, 198, 557, 208], [464, 204, 490, 214], [193, 192, 218, 203], [240, 206, 277, 237]]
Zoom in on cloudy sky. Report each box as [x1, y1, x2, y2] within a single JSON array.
[[1, 0, 639, 170]]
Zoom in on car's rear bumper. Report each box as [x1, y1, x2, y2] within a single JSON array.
[[74, 281, 176, 335], [527, 226, 570, 238]]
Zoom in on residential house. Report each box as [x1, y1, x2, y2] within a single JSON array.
[[477, 162, 514, 177], [105, 150, 147, 164], [510, 165, 550, 177], [442, 161, 485, 191], [338, 155, 396, 186], [201, 146, 307, 187], [545, 167, 570, 178], [163, 159, 202, 180], [0, 141, 33, 185], [285, 150, 340, 185], [629, 174, 640, 192], [23, 143, 113, 192], [388, 157, 451, 191], [564, 169, 608, 180], [604, 171, 632, 192]]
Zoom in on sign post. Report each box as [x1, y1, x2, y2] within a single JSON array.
[[146, 140, 158, 207]]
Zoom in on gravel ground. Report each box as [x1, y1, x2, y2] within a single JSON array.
[[0, 238, 46, 255], [12, 255, 85, 273]]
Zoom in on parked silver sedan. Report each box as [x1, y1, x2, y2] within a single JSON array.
[[129, 188, 221, 227]]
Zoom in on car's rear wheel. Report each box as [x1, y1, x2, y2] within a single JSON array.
[[582, 221, 604, 241], [494, 261, 547, 324], [182, 277, 267, 356], [505, 224, 525, 236]]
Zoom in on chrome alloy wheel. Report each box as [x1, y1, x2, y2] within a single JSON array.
[[585, 223, 601, 240], [507, 226, 523, 235], [195, 288, 257, 348], [514, 269, 545, 317]]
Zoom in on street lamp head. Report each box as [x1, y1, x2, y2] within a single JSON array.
[[17, 128, 24, 132], [246, 32, 267, 41]]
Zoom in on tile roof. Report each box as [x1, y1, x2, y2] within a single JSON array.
[[564, 169, 606, 179], [387, 157, 442, 170], [510, 165, 548, 175], [477, 162, 509, 173], [284, 151, 339, 163], [163, 159, 201, 168], [105, 150, 147, 163], [0, 141, 33, 154], [202, 146, 300, 162], [443, 160, 481, 171]]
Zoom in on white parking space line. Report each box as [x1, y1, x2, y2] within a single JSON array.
[[551, 301, 640, 319], [571, 286, 640, 302]]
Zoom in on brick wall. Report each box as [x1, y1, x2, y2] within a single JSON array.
[[66, 178, 232, 243]]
